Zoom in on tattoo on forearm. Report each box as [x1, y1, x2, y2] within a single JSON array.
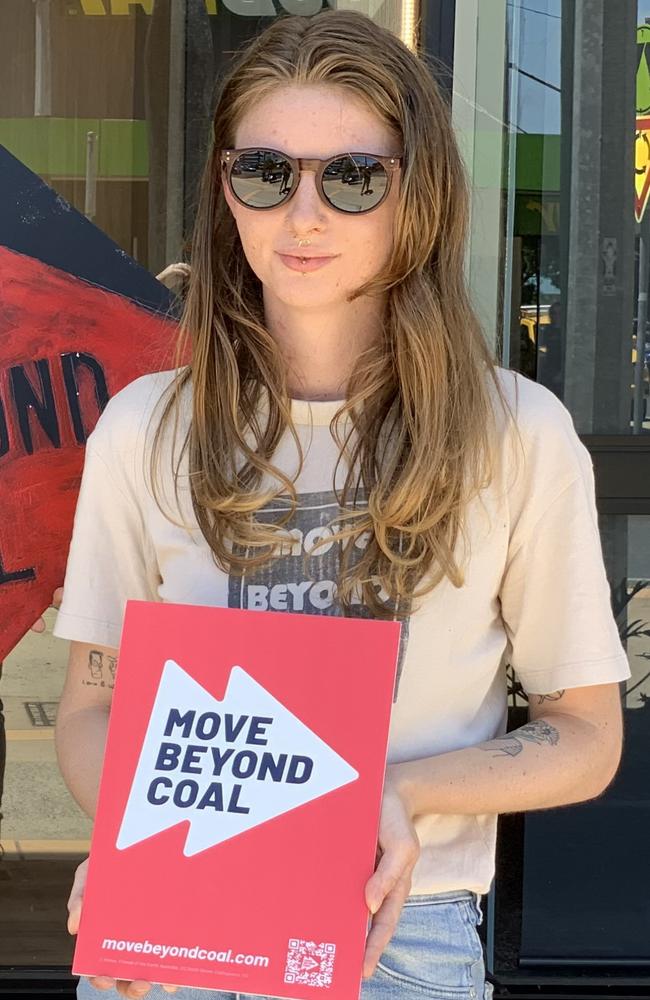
[[82, 650, 116, 690], [535, 690, 565, 705], [480, 719, 560, 758], [88, 650, 103, 680]]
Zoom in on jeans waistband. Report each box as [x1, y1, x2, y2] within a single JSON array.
[[404, 889, 478, 906]]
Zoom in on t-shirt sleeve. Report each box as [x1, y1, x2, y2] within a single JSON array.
[[498, 383, 631, 695], [53, 439, 159, 650]]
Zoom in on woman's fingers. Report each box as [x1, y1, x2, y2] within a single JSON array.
[[87, 976, 166, 996], [117, 981, 178, 997], [362, 871, 412, 978], [89, 979, 178, 996], [114, 979, 156, 998], [66, 857, 89, 935], [362, 788, 419, 980], [156, 262, 191, 289], [88, 977, 118, 991], [364, 835, 418, 915], [29, 588, 64, 633], [67, 857, 177, 996], [85, 975, 178, 996]]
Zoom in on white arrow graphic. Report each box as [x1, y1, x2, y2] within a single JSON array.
[[116, 661, 358, 857]]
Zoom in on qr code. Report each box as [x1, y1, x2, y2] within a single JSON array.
[[284, 939, 336, 988]]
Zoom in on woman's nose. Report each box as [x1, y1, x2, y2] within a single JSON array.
[[284, 170, 327, 230]]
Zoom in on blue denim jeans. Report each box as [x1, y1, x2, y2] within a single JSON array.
[[78, 890, 493, 1000]]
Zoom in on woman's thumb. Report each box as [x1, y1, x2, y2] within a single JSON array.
[[67, 858, 88, 935], [67, 897, 81, 936]]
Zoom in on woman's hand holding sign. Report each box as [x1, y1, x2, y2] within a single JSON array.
[[67, 858, 178, 998], [59, 625, 403, 994], [60, 641, 178, 998], [362, 763, 420, 978]]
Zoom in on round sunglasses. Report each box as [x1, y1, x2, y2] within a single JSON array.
[[221, 147, 402, 215]]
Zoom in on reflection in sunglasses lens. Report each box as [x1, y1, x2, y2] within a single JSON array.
[[322, 155, 388, 213], [230, 150, 294, 208]]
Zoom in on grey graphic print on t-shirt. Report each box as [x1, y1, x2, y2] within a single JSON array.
[[227, 490, 410, 701]]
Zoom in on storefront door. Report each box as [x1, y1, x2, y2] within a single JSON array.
[[452, 0, 650, 991]]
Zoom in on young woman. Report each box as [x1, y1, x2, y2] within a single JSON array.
[[54, 10, 630, 1000]]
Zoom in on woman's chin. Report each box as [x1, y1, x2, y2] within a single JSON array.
[[270, 282, 349, 312]]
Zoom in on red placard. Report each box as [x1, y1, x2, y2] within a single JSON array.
[[74, 601, 400, 1000], [0, 247, 177, 656]]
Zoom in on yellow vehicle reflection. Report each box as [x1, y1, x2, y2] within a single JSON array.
[[519, 305, 550, 346]]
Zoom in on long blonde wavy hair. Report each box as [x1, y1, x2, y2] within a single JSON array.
[[153, 9, 508, 618]]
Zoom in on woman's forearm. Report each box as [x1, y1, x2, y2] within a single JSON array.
[[55, 706, 109, 819], [392, 709, 622, 819]]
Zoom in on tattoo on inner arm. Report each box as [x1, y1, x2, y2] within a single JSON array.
[[82, 649, 116, 690], [536, 690, 565, 705], [480, 719, 560, 758]]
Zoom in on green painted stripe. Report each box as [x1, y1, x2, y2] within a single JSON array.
[[455, 131, 560, 191], [0, 118, 149, 178], [515, 133, 561, 191], [2, 118, 558, 190]]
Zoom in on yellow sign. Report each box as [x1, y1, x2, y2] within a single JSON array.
[[636, 24, 650, 222]]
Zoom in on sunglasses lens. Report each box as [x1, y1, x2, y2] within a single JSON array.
[[229, 149, 294, 208], [322, 154, 389, 213]]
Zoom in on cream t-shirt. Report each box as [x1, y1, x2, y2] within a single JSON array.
[[54, 367, 631, 895]]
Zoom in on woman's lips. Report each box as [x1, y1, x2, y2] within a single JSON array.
[[277, 252, 337, 273]]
